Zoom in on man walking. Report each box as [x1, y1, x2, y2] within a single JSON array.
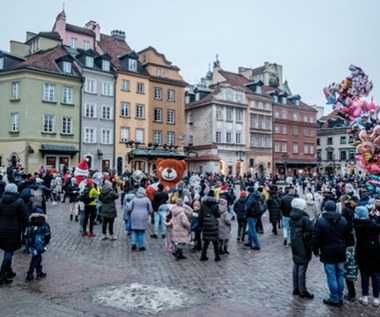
[[280, 187, 296, 246]]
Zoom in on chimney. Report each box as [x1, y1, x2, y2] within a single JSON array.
[[111, 30, 126, 41]]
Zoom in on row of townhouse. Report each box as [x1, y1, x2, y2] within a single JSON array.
[[185, 60, 319, 180], [0, 10, 187, 175]]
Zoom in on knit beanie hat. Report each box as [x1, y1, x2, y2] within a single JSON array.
[[324, 201, 337, 212], [5, 183, 18, 193], [240, 191, 247, 198], [291, 198, 306, 210], [355, 206, 369, 219]]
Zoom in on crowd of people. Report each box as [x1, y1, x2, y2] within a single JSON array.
[[0, 163, 380, 312]]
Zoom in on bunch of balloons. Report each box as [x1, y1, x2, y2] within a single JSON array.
[[323, 65, 380, 193]]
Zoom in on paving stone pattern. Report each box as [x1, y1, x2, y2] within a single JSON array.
[[1, 197, 379, 316]]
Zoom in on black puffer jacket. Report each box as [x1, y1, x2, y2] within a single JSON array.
[[290, 207, 313, 265], [0, 191, 29, 251], [233, 197, 247, 220], [199, 196, 220, 242], [100, 187, 119, 219], [353, 218, 380, 272], [267, 192, 282, 223], [280, 194, 295, 217], [312, 212, 350, 263]]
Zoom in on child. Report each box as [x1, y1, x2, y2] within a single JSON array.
[[170, 199, 191, 260], [24, 207, 51, 282], [218, 198, 232, 254]]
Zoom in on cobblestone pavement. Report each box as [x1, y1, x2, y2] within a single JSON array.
[[1, 197, 379, 317]]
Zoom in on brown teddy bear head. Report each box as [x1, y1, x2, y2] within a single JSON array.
[[155, 158, 187, 190]]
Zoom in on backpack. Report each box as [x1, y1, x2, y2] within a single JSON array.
[[25, 218, 51, 255], [31, 187, 43, 209], [78, 188, 92, 204]]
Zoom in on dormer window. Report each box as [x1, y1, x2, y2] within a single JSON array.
[[63, 61, 72, 73], [255, 86, 262, 94], [102, 60, 110, 71], [128, 59, 137, 72], [86, 56, 94, 68], [295, 99, 300, 106], [273, 95, 278, 103], [0, 57, 3, 69], [282, 96, 287, 104]]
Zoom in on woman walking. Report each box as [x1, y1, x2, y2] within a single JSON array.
[[100, 181, 119, 240]]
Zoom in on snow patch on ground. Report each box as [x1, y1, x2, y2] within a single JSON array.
[[93, 283, 193, 314]]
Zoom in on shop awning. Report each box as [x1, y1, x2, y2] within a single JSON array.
[[128, 148, 186, 162], [276, 160, 318, 167], [39, 144, 79, 157]]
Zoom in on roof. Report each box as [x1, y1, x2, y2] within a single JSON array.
[[99, 33, 132, 58], [66, 23, 95, 37]]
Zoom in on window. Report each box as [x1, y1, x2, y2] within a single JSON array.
[[62, 117, 73, 134], [135, 128, 144, 143], [293, 113, 298, 120], [304, 145, 309, 154], [0, 58, 4, 69], [303, 115, 308, 122], [258, 135, 263, 147], [63, 61, 72, 73], [226, 132, 232, 143], [136, 104, 144, 119], [43, 84, 55, 102], [121, 80, 130, 91], [281, 143, 287, 152], [102, 60, 110, 71], [216, 107, 223, 120], [327, 151, 334, 160], [84, 103, 97, 118], [309, 116, 314, 123], [258, 116, 263, 129], [83, 40, 90, 50], [282, 97, 287, 104], [101, 105, 112, 120], [265, 136, 271, 147], [310, 129, 314, 137], [303, 129, 308, 136], [129, 59, 137, 72], [236, 109, 243, 122], [340, 136, 347, 144], [120, 127, 129, 142], [274, 112, 280, 119], [250, 133, 256, 147], [236, 133, 241, 144], [293, 127, 298, 135], [154, 131, 162, 144], [156, 68, 161, 76], [167, 110, 175, 124], [121, 102, 130, 117], [317, 138, 320, 146], [62, 87, 73, 104], [187, 112, 193, 124], [71, 37, 78, 48], [136, 82, 144, 93], [101, 129, 112, 144], [310, 145, 314, 154], [282, 126, 287, 134], [293, 144, 298, 153], [265, 117, 271, 130], [226, 108, 233, 121], [84, 127, 96, 143], [274, 125, 279, 133], [274, 143, 280, 152], [154, 108, 162, 122], [154, 87, 162, 100], [85, 78, 97, 93], [250, 114, 256, 128], [167, 89, 175, 101], [43, 115, 54, 133], [258, 101, 264, 109], [102, 81, 113, 96], [167, 132, 175, 145], [11, 113, 19, 132], [11, 81, 20, 100], [327, 137, 333, 145], [216, 131, 221, 143], [85, 56, 94, 68], [281, 112, 287, 119]]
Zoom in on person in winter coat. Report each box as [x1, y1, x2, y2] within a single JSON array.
[[151, 183, 169, 239], [82, 179, 100, 237], [24, 208, 51, 282], [312, 201, 351, 307], [99, 180, 119, 240], [353, 206, 380, 307], [199, 190, 221, 261], [170, 199, 191, 260], [289, 198, 314, 299], [304, 193, 318, 223], [267, 190, 282, 235], [233, 191, 248, 242], [0, 183, 29, 285], [280, 187, 296, 246], [50, 173, 62, 206], [129, 187, 153, 251], [244, 187, 261, 250], [67, 177, 80, 222], [218, 198, 232, 255]]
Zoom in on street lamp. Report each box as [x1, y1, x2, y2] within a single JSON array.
[[282, 153, 289, 180], [184, 143, 198, 178]]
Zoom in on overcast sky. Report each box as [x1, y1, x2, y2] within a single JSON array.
[[1, 0, 379, 113]]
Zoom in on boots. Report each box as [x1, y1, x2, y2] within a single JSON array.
[[223, 247, 230, 255], [176, 249, 186, 260], [0, 260, 13, 285], [6, 261, 16, 279]]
